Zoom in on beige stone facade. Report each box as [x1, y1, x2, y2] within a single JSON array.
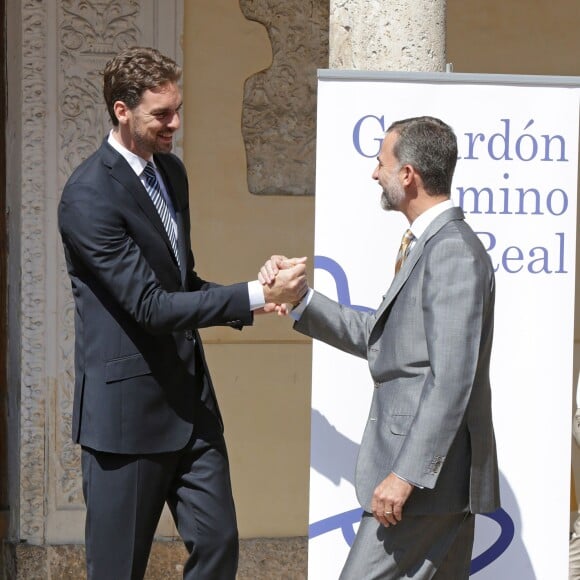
[[1, 0, 579, 577]]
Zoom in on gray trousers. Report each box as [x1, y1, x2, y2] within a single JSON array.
[[340, 511, 475, 580]]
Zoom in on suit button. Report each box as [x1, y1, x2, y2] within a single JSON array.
[[374, 381, 380, 388], [185, 330, 193, 341]]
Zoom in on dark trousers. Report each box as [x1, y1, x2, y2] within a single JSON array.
[[81, 400, 238, 580]]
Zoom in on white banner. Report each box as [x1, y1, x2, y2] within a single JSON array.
[[309, 72, 580, 579]]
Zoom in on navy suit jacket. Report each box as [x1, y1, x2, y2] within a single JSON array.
[[58, 140, 252, 454]]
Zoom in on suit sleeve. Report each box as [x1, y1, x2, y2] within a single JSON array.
[[294, 291, 372, 360], [58, 182, 252, 334], [392, 236, 493, 488]]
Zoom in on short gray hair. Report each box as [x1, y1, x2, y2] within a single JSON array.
[[387, 116, 458, 195]]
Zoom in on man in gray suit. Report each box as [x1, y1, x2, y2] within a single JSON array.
[[262, 116, 500, 579]]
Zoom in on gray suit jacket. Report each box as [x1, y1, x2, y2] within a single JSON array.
[[295, 207, 500, 515]]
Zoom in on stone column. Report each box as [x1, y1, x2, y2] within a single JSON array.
[[329, 0, 446, 71]]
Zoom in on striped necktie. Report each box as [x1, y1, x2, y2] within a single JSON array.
[[142, 162, 180, 267], [394, 229, 414, 274]]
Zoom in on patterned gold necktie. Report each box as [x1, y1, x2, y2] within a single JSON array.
[[394, 229, 414, 274]]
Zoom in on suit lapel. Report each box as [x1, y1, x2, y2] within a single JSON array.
[[174, 212, 188, 285], [372, 206, 465, 323], [102, 142, 181, 275], [155, 155, 188, 283]]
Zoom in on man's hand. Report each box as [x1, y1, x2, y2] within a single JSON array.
[[260, 256, 308, 307], [258, 255, 297, 285], [371, 473, 414, 528], [258, 255, 308, 310]]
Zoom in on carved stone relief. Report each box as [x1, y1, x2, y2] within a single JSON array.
[[240, 0, 329, 195], [19, 0, 50, 542], [59, 1, 140, 177]]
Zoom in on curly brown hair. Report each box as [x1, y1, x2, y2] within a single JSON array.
[[103, 46, 182, 126]]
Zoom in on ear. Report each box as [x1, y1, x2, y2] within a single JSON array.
[[400, 164, 415, 187], [113, 100, 130, 126]]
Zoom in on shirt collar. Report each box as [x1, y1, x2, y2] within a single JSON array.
[[107, 130, 154, 176], [409, 199, 454, 240]]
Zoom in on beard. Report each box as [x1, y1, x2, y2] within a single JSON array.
[[132, 125, 174, 156], [380, 178, 405, 211]]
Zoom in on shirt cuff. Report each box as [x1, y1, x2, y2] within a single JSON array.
[[248, 280, 266, 311], [290, 288, 314, 320], [393, 472, 423, 489]]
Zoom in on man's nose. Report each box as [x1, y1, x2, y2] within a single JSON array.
[[168, 111, 180, 130]]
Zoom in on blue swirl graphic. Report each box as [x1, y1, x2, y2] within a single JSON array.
[[309, 508, 363, 546], [308, 507, 514, 574], [314, 256, 375, 313], [470, 508, 515, 574]]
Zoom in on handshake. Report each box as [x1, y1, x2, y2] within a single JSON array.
[[257, 255, 309, 315]]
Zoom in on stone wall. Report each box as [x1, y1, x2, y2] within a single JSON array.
[[240, 0, 329, 195]]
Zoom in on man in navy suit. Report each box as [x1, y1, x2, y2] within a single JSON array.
[[58, 46, 306, 580]]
